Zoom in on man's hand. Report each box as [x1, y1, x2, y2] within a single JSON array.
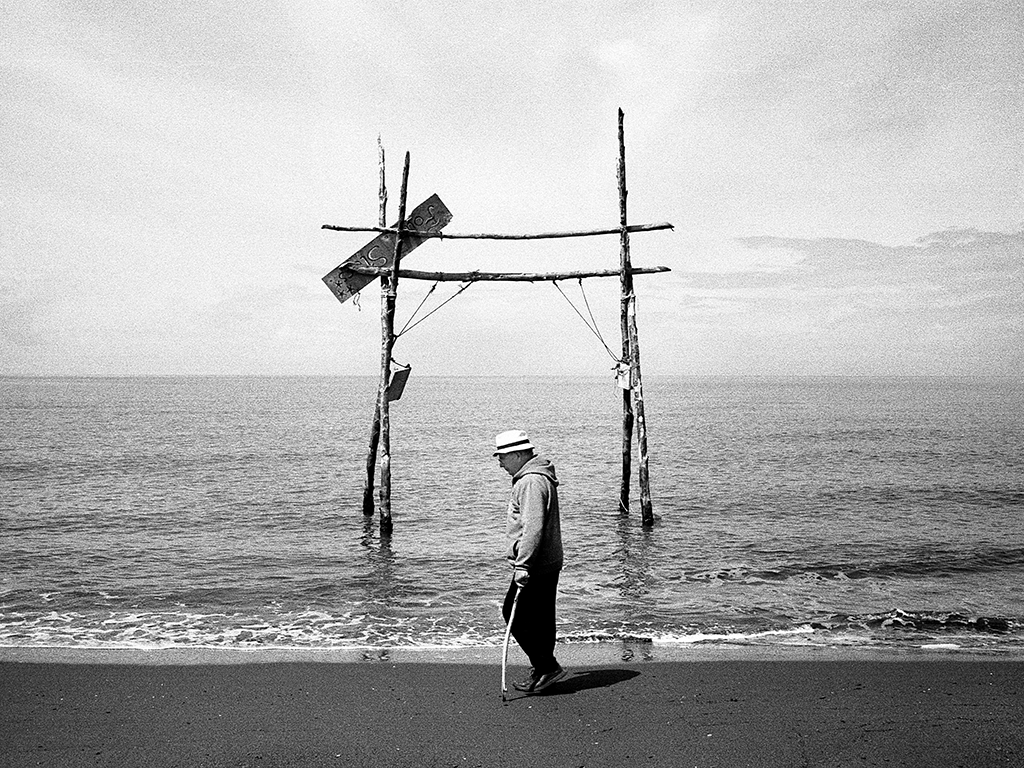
[[514, 568, 530, 589]]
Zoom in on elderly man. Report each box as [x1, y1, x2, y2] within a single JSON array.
[[494, 429, 566, 694]]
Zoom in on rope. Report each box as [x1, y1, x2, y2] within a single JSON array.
[[552, 279, 621, 363], [579, 279, 611, 352], [395, 281, 473, 338], [397, 283, 438, 337]]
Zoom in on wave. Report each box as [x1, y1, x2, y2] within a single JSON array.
[[2, 607, 1019, 653], [0, 608, 504, 650], [685, 545, 1024, 583], [810, 609, 1016, 635]]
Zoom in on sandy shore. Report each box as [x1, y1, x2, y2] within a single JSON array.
[[2, 649, 1022, 767]]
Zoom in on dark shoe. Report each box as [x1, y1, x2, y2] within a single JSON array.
[[527, 664, 566, 694], [512, 668, 539, 692]]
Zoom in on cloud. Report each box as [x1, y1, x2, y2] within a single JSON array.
[[661, 228, 1024, 375], [3, 2, 1020, 377], [736, 228, 1024, 305]]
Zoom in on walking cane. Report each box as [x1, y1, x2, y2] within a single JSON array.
[[501, 587, 521, 702]]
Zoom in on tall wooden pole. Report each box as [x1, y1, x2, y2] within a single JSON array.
[[376, 152, 410, 533], [617, 109, 634, 515], [629, 288, 654, 526], [617, 109, 654, 526], [362, 138, 388, 517]]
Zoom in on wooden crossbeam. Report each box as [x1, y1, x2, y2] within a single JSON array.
[[346, 265, 670, 282], [322, 221, 674, 240]]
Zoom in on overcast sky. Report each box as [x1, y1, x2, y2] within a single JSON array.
[[2, 0, 1021, 377]]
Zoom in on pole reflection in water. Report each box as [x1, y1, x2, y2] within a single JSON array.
[[360, 516, 395, 603], [615, 511, 656, 660]]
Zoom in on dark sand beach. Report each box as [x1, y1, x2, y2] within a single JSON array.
[[2, 651, 1022, 768]]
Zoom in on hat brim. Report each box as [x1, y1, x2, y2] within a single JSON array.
[[493, 442, 535, 456]]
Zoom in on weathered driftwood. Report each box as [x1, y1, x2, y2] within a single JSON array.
[[617, 109, 654, 526], [628, 295, 653, 526], [322, 221, 674, 240], [376, 152, 411, 534], [346, 265, 670, 282], [361, 139, 387, 517], [618, 110, 635, 517], [336, 114, 666, 533]]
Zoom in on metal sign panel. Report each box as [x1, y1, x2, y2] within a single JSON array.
[[386, 365, 412, 401], [322, 194, 452, 305]]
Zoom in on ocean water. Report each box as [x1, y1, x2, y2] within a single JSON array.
[[2, 375, 1023, 656]]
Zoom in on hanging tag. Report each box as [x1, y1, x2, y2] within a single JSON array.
[[615, 361, 632, 390], [387, 364, 412, 402]]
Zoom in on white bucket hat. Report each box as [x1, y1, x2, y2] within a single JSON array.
[[493, 429, 535, 456]]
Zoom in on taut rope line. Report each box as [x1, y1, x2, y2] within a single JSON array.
[[395, 281, 473, 338], [552, 279, 622, 364]]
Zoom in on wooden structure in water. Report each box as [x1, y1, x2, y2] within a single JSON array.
[[321, 110, 671, 530]]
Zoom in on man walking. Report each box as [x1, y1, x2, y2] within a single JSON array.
[[494, 429, 566, 694]]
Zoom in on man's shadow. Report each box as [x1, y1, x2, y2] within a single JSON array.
[[537, 668, 640, 697]]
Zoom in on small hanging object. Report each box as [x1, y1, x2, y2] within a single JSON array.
[[387, 360, 412, 402], [615, 361, 632, 390]]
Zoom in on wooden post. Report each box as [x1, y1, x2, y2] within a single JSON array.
[[376, 152, 411, 533], [617, 109, 634, 515], [362, 138, 387, 516], [617, 109, 654, 526], [362, 408, 382, 516], [629, 290, 654, 526]]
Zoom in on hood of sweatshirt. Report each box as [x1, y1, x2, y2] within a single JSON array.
[[512, 455, 559, 486]]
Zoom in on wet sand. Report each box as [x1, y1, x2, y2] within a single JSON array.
[[2, 652, 1022, 767]]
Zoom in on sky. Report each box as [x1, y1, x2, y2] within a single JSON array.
[[2, 0, 1022, 377]]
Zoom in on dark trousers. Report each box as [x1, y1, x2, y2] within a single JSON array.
[[502, 570, 560, 674]]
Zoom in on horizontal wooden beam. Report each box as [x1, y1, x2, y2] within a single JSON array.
[[322, 221, 674, 240], [346, 265, 671, 282]]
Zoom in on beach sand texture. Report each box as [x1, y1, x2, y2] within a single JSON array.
[[2, 658, 1022, 768]]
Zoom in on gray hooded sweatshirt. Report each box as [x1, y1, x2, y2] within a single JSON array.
[[505, 455, 563, 576]]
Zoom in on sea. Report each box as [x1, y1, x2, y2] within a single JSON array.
[[2, 375, 1023, 658]]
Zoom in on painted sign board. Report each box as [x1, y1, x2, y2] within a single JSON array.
[[322, 194, 452, 305]]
